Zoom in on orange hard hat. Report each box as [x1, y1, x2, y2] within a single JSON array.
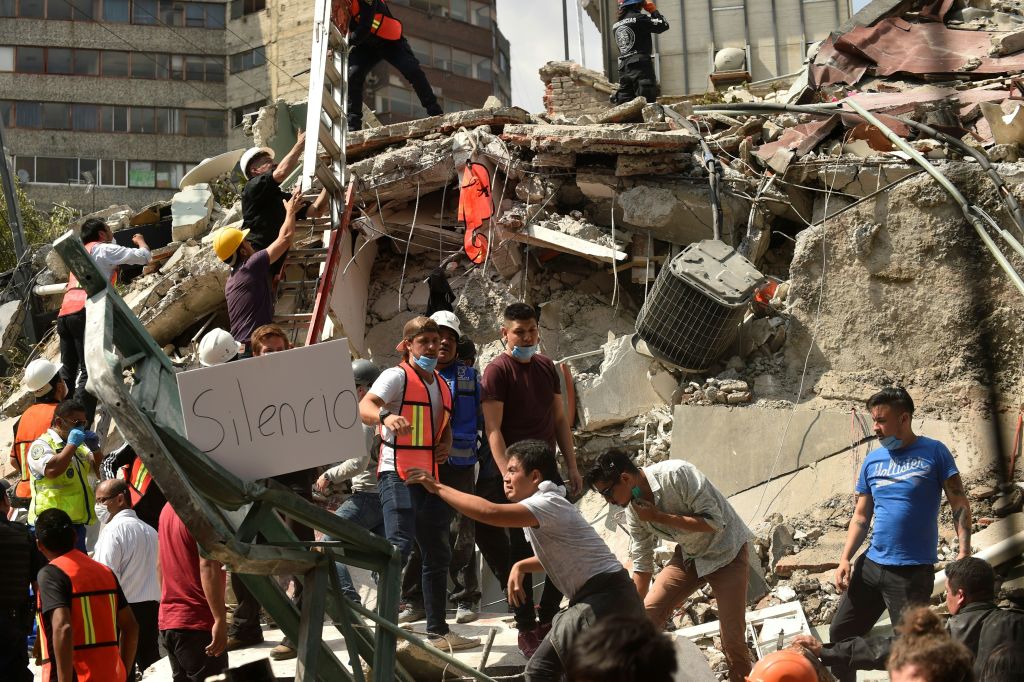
[[746, 650, 818, 682]]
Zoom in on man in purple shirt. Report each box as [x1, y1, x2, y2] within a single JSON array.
[[214, 186, 302, 351]]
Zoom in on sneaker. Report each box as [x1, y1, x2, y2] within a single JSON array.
[[397, 604, 426, 623], [455, 602, 479, 624], [427, 631, 480, 652], [225, 636, 264, 652], [269, 643, 297, 661], [517, 627, 542, 659]]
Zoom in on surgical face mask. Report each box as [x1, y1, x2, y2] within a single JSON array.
[[95, 503, 110, 525], [879, 435, 904, 451], [511, 344, 539, 361], [413, 354, 438, 373]]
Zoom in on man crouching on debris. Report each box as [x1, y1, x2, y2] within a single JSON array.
[[828, 387, 971, 682], [238, 132, 329, 277], [584, 448, 753, 682], [611, 0, 669, 105], [407, 439, 644, 681]]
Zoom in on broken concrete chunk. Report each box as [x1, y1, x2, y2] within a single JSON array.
[[991, 28, 1024, 57], [594, 97, 648, 124], [502, 123, 698, 155], [576, 336, 669, 431], [171, 185, 214, 242], [0, 300, 26, 354]]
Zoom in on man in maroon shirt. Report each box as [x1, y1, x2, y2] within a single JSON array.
[[480, 301, 581, 658], [158, 503, 228, 681], [216, 186, 303, 352]]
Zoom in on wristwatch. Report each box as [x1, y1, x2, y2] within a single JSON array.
[[378, 407, 392, 424]]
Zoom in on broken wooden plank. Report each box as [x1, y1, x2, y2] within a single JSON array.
[[498, 224, 627, 263]]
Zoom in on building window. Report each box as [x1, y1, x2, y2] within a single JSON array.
[[36, 157, 79, 184], [102, 51, 129, 76], [132, 0, 157, 23], [0, 0, 14, 16], [19, 0, 44, 17], [229, 46, 265, 73], [15, 157, 34, 183], [469, 0, 490, 28], [100, 159, 127, 186], [14, 102, 40, 127], [74, 49, 99, 75], [131, 107, 156, 133], [474, 56, 491, 83], [4, 100, 226, 137], [0, 46, 13, 71], [103, 0, 130, 21], [231, 0, 263, 17], [0, 100, 10, 126], [129, 160, 155, 187], [376, 85, 418, 118], [15, 46, 45, 73], [71, 103, 99, 130], [231, 100, 264, 127], [41, 102, 69, 129], [451, 48, 471, 77]]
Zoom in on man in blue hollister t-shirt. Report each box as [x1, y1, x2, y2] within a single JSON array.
[[828, 387, 972, 682]]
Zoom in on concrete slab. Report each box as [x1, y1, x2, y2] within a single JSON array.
[[503, 123, 698, 155], [671, 406, 871, 498], [576, 336, 668, 431], [171, 185, 214, 242]]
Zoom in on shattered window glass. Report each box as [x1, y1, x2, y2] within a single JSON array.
[[102, 0, 129, 21]]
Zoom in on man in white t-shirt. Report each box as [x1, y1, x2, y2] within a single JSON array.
[[407, 439, 644, 681], [357, 316, 478, 652]]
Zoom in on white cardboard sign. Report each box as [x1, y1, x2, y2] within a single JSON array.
[[176, 339, 362, 482]]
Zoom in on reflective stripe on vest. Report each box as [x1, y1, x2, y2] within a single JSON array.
[[37, 550, 126, 682], [28, 431, 96, 526], [349, 0, 403, 40], [119, 457, 152, 506], [13, 402, 58, 499], [58, 241, 117, 318], [383, 362, 452, 480]]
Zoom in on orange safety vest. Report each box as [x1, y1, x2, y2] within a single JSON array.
[[348, 0, 403, 41], [381, 362, 452, 480], [58, 241, 117, 318], [11, 402, 58, 500], [37, 550, 126, 682], [119, 457, 153, 506]]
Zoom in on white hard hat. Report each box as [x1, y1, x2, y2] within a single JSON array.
[[198, 328, 240, 367], [24, 358, 63, 396], [239, 147, 275, 180], [429, 311, 462, 340]]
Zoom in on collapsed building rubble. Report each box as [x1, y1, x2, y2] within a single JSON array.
[[3, 0, 1024, 678]]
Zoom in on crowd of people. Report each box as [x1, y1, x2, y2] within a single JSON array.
[[1, 134, 1021, 682]]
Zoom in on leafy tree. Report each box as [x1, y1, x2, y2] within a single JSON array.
[[0, 178, 73, 272]]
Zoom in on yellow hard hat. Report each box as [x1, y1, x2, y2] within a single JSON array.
[[213, 222, 250, 262]]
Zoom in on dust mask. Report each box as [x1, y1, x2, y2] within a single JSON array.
[[413, 354, 438, 373], [511, 344, 539, 361]]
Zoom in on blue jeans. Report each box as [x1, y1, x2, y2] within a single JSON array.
[[329, 492, 385, 603], [378, 471, 453, 636]]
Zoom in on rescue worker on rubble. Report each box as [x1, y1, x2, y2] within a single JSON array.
[[214, 188, 303, 353], [57, 218, 152, 425], [238, 132, 329, 279], [610, 0, 669, 105], [10, 359, 68, 513], [343, 0, 443, 132], [828, 387, 971, 682]]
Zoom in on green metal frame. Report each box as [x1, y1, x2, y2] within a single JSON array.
[[54, 231, 498, 681]]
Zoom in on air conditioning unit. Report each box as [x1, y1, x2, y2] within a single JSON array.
[[634, 240, 765, 372]]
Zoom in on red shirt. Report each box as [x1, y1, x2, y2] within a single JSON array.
[[481, 352, 560, 451], [158, 503, 219, 631]]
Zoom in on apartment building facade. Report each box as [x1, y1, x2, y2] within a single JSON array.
[[585, 0, 851, 97], [0, 0, 509, 212]]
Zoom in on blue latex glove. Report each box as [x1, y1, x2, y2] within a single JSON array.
[[83, 431, 101, 451], [67, 428, 87, 447]]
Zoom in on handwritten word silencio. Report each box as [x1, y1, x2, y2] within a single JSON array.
[[189, 378, 359, 452]]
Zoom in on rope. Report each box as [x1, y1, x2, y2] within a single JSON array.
[[397, 182, 421, 312]]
